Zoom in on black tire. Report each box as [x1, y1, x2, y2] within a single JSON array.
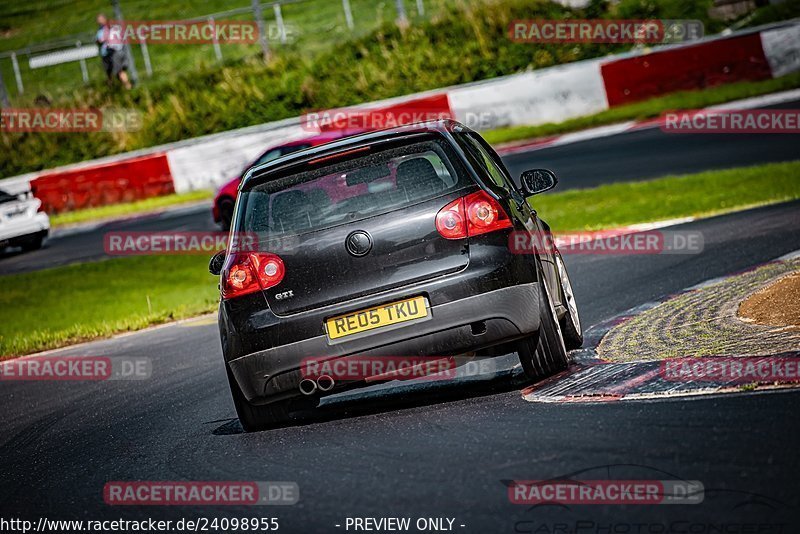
[[218, 197, 235, 231], [226, 367, 291, 432], [19, 234, 44, 252], [518, 271, 569, 381], [555, 251, 583, 350]]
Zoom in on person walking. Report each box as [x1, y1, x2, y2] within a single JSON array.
[[96, 14, 132, 90]]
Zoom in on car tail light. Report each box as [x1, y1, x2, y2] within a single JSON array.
[[435, 197, 467, 239], [222, 253, 285, 300], [436, 190, 511, 240]]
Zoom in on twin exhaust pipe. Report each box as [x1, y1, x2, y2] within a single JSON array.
[[299, 375, 335, 395]]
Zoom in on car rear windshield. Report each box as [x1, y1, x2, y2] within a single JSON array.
[[236, 138, 470, 236]]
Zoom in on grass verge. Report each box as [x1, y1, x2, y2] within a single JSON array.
[[2, 161, 798, 358], [483, 73, 800, 145], [49, 189, 213, 228], [0, 255, 218, 358], [533, 160, 800, 231]]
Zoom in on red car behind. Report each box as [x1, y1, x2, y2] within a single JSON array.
[[212, 129, 366, 229]]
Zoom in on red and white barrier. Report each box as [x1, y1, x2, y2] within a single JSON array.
[[33, 153, 174, 214], [761, 24, 800, 77], [166, 126, 309, 194], [448, 59, 609, 130], [600, 32, 773, 107], [2, 22, 798, 214]]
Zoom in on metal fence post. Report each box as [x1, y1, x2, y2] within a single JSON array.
[[0, 65, 10, 108], [209, 17, 223, 62], [251, 0, 271, 60], [273, 3, 287, 44], [111, 0, 139, 83], [77, 42, 90, 83], [10, 52, 24, 95], [342, 0, 354, 30], [395, 0, 408, 24], [140, 39, 152, 76]]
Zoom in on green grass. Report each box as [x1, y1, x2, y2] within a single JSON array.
[[483, 73, 800, 145], [0, 0, 722, 177], [49, 189, 213, 227], [2, 160, 798, 358], [0, 0, 460, 98], [534, 161, 800, 231], [0, 255, 218, 358]]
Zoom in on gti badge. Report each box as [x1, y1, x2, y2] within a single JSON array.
[[275, 290, 294, 300]]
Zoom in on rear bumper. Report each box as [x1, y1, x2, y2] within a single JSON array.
[[0, 213, 50, 243], [227, 283, 539, 404]]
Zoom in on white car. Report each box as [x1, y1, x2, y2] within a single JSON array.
[[0, 187, 50, 252]]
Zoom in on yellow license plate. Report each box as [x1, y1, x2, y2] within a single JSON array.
[[326, 296, 429, 340]]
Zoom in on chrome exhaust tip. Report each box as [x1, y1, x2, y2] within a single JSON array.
[[299, 378, 317, 395], [317, 374, 335, 392]]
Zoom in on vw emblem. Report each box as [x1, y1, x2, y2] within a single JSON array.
[[345, 230, 372, 257]]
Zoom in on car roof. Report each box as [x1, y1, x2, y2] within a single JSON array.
[[242, 119, 467, 189], [280, 128, 367, 148]]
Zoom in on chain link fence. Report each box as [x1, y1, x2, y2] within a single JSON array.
[[0, 0, 436, 106]]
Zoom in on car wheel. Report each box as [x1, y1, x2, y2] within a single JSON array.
[[555, 251, 583, 350], [20, 234, 44, 252], [517, 267, 569, 381], [225, 367, 291, 432], [218, 197, 235, 231]]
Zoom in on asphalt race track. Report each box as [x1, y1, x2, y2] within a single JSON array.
[[2, 113, 799, 275], [501, 98, 800, 188], [2, 200, 799, 531]]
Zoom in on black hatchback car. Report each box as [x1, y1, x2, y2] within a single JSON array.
[[210, 120, 582, 431]]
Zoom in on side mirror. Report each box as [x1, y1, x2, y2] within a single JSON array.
[[209, 251, 226, 276], [520, 169, 558, 196]]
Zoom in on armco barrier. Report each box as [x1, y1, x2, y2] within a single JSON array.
[[760, 24, 800, 77], [31, 153, 174, 214], [3, 21, 799, 214], [166, 126, 307, 193], [166, 93, 452, 193], [601, 33, 773, 107], [448, 59, 609, 130]]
